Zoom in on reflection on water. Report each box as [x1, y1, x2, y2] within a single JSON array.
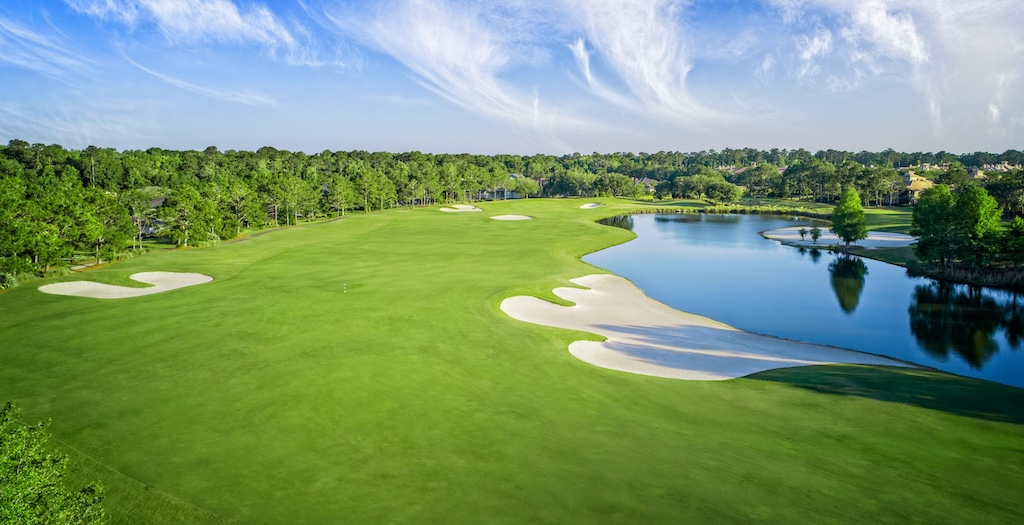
[[828, 255, 869, 314], [908, 282, 1023, 369], [799, 246, 824, 265], [589, 213, 1024, 387], [598, 215, 634, 231]]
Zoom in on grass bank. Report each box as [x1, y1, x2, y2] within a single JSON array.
[[1, 198, 1020, 524]]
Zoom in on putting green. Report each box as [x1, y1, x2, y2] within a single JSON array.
[[1, 198, 1022, 524]]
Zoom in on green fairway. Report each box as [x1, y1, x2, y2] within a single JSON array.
[[1, 198, 1022, 524]]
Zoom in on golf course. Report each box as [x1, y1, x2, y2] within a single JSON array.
[[2, 198, 1023, 524]]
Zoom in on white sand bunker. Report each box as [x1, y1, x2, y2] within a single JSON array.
[[762, 226, 915, 250], [579, 203, 601, 209], [39, 272, 213, 299], [491, 215, 532, 221], [501, 274, 910, 381], [440, 204, 482, 213]]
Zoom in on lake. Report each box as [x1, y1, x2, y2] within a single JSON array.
[[584, 213, 1024, 388]]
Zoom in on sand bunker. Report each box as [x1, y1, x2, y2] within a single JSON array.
[[440, 204, 482, 213], [762, 226, 915, 250], [580, 203, 601, 209], [501, 274, 910, 381], [490, 215, 532, 221], [39, 272, 213, 299]]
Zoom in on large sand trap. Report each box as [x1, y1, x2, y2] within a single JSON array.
[[440, 204, 482, 213], [580, 203, 601, 209], [39, 272, 213, 299], [762, 226, 915, 250], [501, 274, 910, 381], [490, 215, 532, 221]]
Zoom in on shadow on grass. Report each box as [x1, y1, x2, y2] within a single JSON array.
[[748, 365, 1024, 424]]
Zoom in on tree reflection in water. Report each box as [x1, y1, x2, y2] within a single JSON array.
[[828, 254, 869, 314], [598, 215, 634, 231], [907, 281, 1024, 369]]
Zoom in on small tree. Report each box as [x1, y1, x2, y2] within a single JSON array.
[[799, 228, 808, 241], [1, 402, 105, 524], [810, 226, 822, 244], [831, 186, 868, 249]]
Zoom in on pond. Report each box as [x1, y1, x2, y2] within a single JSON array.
[[584, 214, 1024, 388]]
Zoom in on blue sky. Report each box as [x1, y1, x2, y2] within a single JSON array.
[[1, 0, 1022, 154]]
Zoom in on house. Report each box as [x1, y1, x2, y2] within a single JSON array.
[[902, 173, 934, 202], [634, 177, 658, 193]]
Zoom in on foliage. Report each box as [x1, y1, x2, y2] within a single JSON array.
[[0, 272, 16, 289], [1, 402, 105, 524], [911, 185, 958, 267], [810, 226, 822, 243], [830, 186, 868, 247], [2, 139, 1024, 282], [912, 185, 1002, 270]]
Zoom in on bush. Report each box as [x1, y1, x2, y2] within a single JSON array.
[[0, 273, 16, 290], [0, 402, 106, 524]]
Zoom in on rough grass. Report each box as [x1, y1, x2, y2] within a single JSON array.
[[1, 197, 1021, 524]]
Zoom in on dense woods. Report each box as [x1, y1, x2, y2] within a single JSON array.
[[2, 139, 1024, 287]]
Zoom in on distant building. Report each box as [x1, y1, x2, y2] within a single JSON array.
[[634, 177, 658, 193]]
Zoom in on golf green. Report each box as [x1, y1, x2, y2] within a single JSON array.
[[2, 198, 1022, 524]]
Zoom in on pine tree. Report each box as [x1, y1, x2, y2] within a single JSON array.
[[831, 186, 868, 249]]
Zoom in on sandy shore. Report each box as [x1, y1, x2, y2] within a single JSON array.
[[762, 226, 915, 249], [501, 274, 910, 381], [491, 215, 532, 221], [39, 272, 213, 299], [440, 204, 482, 213]]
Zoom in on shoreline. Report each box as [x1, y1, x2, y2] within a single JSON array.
[[501, 274, 913, 381]]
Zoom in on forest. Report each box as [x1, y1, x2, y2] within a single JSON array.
[[2, 139, 1023, 287]]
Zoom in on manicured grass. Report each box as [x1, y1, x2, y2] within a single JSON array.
[[849, 245, 919, 266], [1, 198, 1021, 524], [862, 206, 914, 233]]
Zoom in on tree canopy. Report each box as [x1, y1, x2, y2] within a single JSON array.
[[1, 402, 105, 524], [831, 187, 868, 248]]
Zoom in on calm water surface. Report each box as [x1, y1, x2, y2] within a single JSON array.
[[584, 214, 1024, 388]]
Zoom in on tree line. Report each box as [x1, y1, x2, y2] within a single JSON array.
[[4, 139, 1024, 287]]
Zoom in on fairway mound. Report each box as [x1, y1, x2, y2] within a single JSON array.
[[580, 203, 601, 209], [490, 215, 532, 221], [39, 272, 213, 299], [762, 226, 915, 249], [440, 204, 482, 213], [501, 274, 910, 381]]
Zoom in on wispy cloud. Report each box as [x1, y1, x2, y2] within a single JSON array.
[[123, 54, 277, 106], [66, 0, 294, 45], [769, 0, 1024, 137], [65, 0, 341, 66], [563, 0, 722, 124], [0, 15, 92, 77], [323, 0, 589, 130], [0, 101, 153, 148], [796, 29, 831, 79]]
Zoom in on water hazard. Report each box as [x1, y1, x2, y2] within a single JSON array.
[[585, 214, 1024, 388]]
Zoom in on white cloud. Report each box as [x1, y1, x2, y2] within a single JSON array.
[[756, 54, 776, 84], [0, 101, 154, 148], [323, 0, 589, 130], [124, 55, 277, 106], [769, 0, 1024, 138], [796, 29, 831, 79], [65, 0, 343, 66], [847, 1, 928, 64], [67, 0, 294, 45], [562, 0, 720, 124], [0, 15, 92, 77]]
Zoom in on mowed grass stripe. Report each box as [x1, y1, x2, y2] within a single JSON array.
[[1, 198, 1022, 524]]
